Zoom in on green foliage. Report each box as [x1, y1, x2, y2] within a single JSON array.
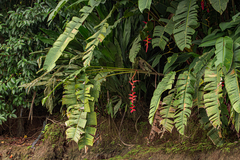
[[152, 18, 174, 51], [149, 72, 176, 125], [209, 0, 229, 15], [138, 0, 152, 13], [173, 0, 198, 51], [63, 74, 97, 149], [19, 0, 240, 150], [0, 2, 51, 122], [203, 64, 222, 129], [174, 71, 195, 135], [214, 36, 233, 73]]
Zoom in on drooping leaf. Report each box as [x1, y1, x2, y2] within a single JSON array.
[[173, 0, 198, 51], [152, 18, 174, 50], [149, 72, 176, 125], [199, 108, 224, 146], [152, 54, 162, 68], [214, 36, 233, 73], [174, 71, 196, 135], [163, 53, 178, 74], [193, 48, 215, 74], [204, 64, 222, 129], [129, 35, 141, 63], [199, 29, 225, 47], [160, 89, 176, 133], [209, 0, 229, 15], [43, 1, 100, 71], [47, 0, 69, 23], [225, 68, 240, 113], [64, 73, 96, 147], [219, 14, 240, 31], [138, 0, 152, 13], [231, 110, 240, 132], [83, 8, 122, 66]]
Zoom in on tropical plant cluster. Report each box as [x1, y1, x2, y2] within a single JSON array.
[[2, 0, 240, 150]]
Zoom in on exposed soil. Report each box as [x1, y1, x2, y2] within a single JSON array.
[[0, 115, 240, 160]]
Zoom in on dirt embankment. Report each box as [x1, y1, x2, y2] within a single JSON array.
[[1, 116, 240, 160]]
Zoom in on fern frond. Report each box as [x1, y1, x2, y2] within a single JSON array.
[[204, 64, 222, 129], [149, 72, 176, 125], [174, 71, 196, 135], [173, 0, 198, 51]]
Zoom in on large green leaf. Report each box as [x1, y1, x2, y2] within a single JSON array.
[[47, 0, 70, 23], [219, 14, 240, 31], [129, 35, 141, 63], [152, 18, 174, 50], [149, 72, 176, 125], [160, 89, 176, 133], [214, 36, 233, 73], [231, 110, 240, 132], [173, 0, 198, 51], [64, 73, 96, 147], [138, 0, 152, 13], [225, 69, 240, 113], [174, 71, 196, 135], [209, 0, 229, 15], [204, 64, 222, 129], [199, 29, 225, 47], [193, 48, 215, 74], [43, 1, 100, 71], [83, 9, 122, 66]]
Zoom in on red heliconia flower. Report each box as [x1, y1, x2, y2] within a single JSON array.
[[143, 35, 152, 53], [201, 0, 204, 10], [207, 8, 209, 13], [129, 71, 140, 113]]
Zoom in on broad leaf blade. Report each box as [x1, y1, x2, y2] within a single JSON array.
[[209, 0, 229, 15], [173, 0, 198, 51], [215, 36, 233, 73], [204, 64, 222, 128], [225, 69, 240, 113], [174, 71, 196, 135], [149, 72, 176, 125], [138, 0, 152, 13]]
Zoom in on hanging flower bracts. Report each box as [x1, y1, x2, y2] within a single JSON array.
[[129, 71, 140, 113]]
